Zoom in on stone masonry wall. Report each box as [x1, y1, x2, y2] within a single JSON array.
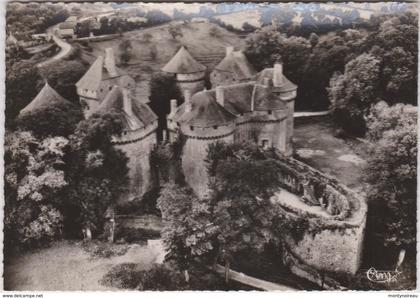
[[113, 122, 158, 204], [273, 154, 367, 276], [180, 123, 235, 197]]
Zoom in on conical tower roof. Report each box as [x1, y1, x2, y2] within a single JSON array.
[[19, 83, 71, 116], [76, 48, 121, 93], [162, 46, 206, 74], [174, 90, 236, 128], [214, 51, 256, 80], [96, 86, 157, 130]]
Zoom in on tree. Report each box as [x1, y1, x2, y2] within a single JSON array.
[[119, 40, 133, 65], [4, 131, 68, 248], [328, 53, 382, 135], [148, 73, 182, 139], [64, 112, 130, 238], [242, 22, 257, 32], [364, 101, 417, 254], [309, 32, 319, 47], [15, 103, 83, 138], [6, 60, 43, 126], [168, 25, 183, 40], [38, 60, 88, 103], [146, 10, 171, 26], [158, 142, 282, 281]]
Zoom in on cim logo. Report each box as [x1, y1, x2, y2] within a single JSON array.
[[366, 267, 402, 283]]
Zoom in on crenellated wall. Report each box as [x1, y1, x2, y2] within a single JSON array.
[[112, 121, 158, 203]]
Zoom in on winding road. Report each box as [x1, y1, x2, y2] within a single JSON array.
[[37, 24, 73, 68]]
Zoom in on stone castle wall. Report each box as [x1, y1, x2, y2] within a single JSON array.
[[179, 123, 235, 196], [235, 111, 288, 154], [272, 154, 367, 276], [112, 121, 158, 203], [78, 75, 135, 118], [176, 72, 205, 95]]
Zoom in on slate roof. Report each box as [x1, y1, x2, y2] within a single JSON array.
[[19, 83, 71, 116], [162, 46, 206, 74], [213, 51, 256, 80], [172, 90, 236, 128], [221, 82, 254, 115], [256, 68, 297, 93], [170, 65, 297, 129], [76, 55, 122, 93], [96, 86, 157, 131]]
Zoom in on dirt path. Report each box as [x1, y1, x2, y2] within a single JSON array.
[[4, 240, 164, 291]]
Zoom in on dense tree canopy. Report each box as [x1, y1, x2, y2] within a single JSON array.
[[158, 142, 287, 277], [6, 60, 43, 126], [15, 103, 83, 138], [63, 112, 129, 237], [38, 60, 88, 104], [364, 102, 417, 249], [4, 131, 68, 248]]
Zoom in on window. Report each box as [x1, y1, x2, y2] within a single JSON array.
[[213, 125, 218, 129], [190, 126, 194, 131], [268, 110, 272, 115], [262, 139, 269, 149], [109, 86, 112, 90]]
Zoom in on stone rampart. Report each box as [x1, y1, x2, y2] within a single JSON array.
[[272, 153, 367, 277]]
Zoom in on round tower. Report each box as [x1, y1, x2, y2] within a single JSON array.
[[162, 46, 206, 95], [168, 89, 236, 197]]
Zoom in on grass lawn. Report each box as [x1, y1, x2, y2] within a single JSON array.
[[4, 240, 164, 291], [293, 116, 369, 191]]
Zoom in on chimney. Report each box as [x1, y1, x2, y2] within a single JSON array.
[[263, 77, 272, 87], [215, 86, 224, 107], [104, 48, 118, 77], [225, 46, 234, 56], [122, 88, 133, 116], [170, 99, 178, 115], [273, 62, 283, 87], [184, 89, 192, 112]]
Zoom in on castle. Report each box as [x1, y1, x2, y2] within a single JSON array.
[[20, 44, 365, 286], [74, 45, 297, 200], [165, 46, 297, 195]]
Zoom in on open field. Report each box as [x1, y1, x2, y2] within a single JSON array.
[[78, 21, 246, 103], [293, 116, 369, 191]]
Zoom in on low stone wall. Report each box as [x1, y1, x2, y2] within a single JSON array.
[[272, 153, 367, 277]]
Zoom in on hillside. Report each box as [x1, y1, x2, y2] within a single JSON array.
[[80, 21, 246, 102]]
